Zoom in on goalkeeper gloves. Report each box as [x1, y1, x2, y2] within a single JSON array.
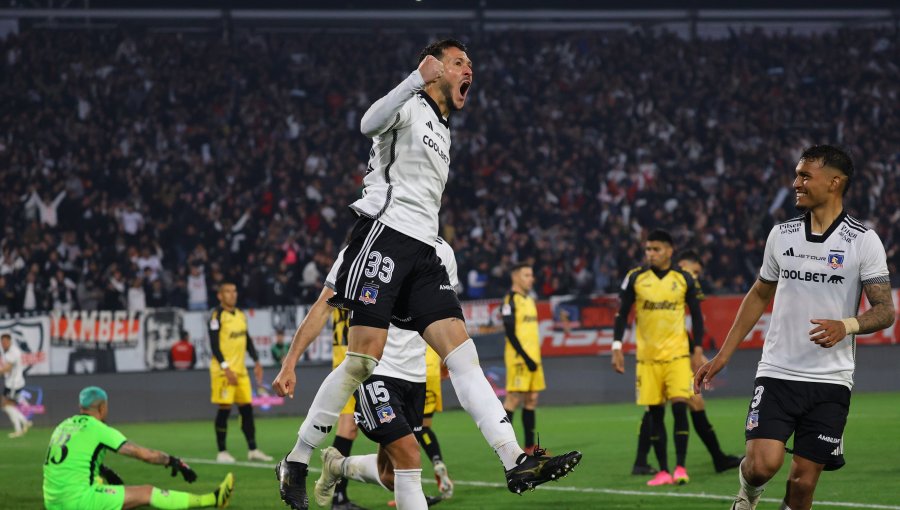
[[166, 455, 198, 483]]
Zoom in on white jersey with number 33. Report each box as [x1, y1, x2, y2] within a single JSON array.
[[757, 212, 889, 388]]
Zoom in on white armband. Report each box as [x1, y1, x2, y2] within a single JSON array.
[[219, 361, 229, 370], [612, 340, 623, 351]]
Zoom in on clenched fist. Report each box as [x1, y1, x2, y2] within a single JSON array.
[[418, 55, 444, 84]]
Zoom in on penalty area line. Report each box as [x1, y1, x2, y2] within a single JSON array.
[[182, 457, 900, 510]]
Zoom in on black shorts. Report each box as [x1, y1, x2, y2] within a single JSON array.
[[2, 387, 22, 400], [328, 217, 463, 333], [744, 377, 849, 470], [354, 375, 425, 446]]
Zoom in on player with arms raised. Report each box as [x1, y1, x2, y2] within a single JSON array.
[[275, 39, 580, 510], [695, 145, 894, 510]]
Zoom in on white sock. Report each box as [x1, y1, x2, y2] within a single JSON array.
[[779, 503, 792, 510], [444, 339, 523, 470], [394, 469, 428, 510], [738, 459, 766, 502], [288, 352, 378, 464], [341, 454, 387, 490], [3, 405, 22, 433]]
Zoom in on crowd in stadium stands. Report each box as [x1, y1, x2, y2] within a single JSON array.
[[1, 27, 898, 314]]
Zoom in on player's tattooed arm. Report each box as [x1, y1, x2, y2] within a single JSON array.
[[118, 441, 170, 465], [857, 282, 895, 334]]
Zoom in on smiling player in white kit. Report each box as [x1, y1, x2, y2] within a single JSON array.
[[694, 145, 895, 510], [274, 39, 581, 510]]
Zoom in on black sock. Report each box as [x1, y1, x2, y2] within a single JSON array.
[[415, 425, 444, 463], [649, 405, 668, 473], [634, 410, 652, 466], [522, 409, 536, 448], [238, 404, 257, 450], [691, 409, 725, 462], [332, 435, 353, 503], [672, 402, 689, 467], [215, 408, 230, 452]]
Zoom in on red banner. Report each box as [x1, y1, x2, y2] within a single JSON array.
[[50, 310, 141, 347], [462, 290, 900, 358]]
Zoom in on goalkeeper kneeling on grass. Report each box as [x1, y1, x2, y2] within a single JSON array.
[[43, 386, 234, 510]]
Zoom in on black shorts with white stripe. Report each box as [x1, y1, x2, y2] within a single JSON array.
[[327, 216, 463, 332], [353, 375, 425, 446], [744, 377, 849, 470]]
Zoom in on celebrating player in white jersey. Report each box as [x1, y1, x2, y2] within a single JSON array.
[[1, 332, 32, 438], [274, 39, 580, 510], [694, 145, 895, 510], [274, 239, 457, 509]]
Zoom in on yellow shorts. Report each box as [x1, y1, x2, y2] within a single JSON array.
[[333, 344, 357, 415], [635, 356, 693, 406], [424, 346, 442, 415], [46, 484, 124, 510], [506, 362, 546, 393], [210, 370, 253, 405]]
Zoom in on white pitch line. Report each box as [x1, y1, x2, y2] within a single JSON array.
[[183, 458, 900, 510]]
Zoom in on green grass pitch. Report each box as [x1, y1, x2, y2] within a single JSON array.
[[5, 392, 899, 509]]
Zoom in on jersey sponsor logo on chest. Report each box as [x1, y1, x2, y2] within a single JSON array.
[[422, 134, 450, 164], [642, 300, 678, 311], [780, 269, 844, 285]]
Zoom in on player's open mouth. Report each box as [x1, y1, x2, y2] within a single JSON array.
[[459, 80, 471, 99]]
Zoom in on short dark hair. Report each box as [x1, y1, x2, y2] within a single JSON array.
[[646, 229, 673, 246], [800, 145, 854, 196], [511, 262, 532, 274], [418, 39, 467, 66], [677, 250, 702, 266]]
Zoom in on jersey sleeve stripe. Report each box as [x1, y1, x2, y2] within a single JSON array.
[[758, 275, 778, 284], [845, 216, 868, 230], [861, 275, 890, 285], [842, 221, 866, 233]]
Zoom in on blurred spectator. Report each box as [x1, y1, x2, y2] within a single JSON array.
[[0, 27, 898, 313], [17, 270, 47, 313], [186, 263, 209, 311], [271, 328, 289, 365], [49, 270, 78, 311], [146, 279, 168, 308], [127, 276, 146, 311], [467, 261, 489, 299], [168, 329, 197, 370]]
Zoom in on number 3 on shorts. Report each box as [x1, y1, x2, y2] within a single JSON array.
[[364, 251, 395, 283], [751, 385, 764, 408]]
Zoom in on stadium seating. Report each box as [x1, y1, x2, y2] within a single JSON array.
[[1, 28, 898, 313]]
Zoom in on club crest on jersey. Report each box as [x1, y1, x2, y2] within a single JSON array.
[[746, 409, 760, 431], [828, 253, 844, 270], [359, 283, 379, 305], [377, 405, 396, 424]]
